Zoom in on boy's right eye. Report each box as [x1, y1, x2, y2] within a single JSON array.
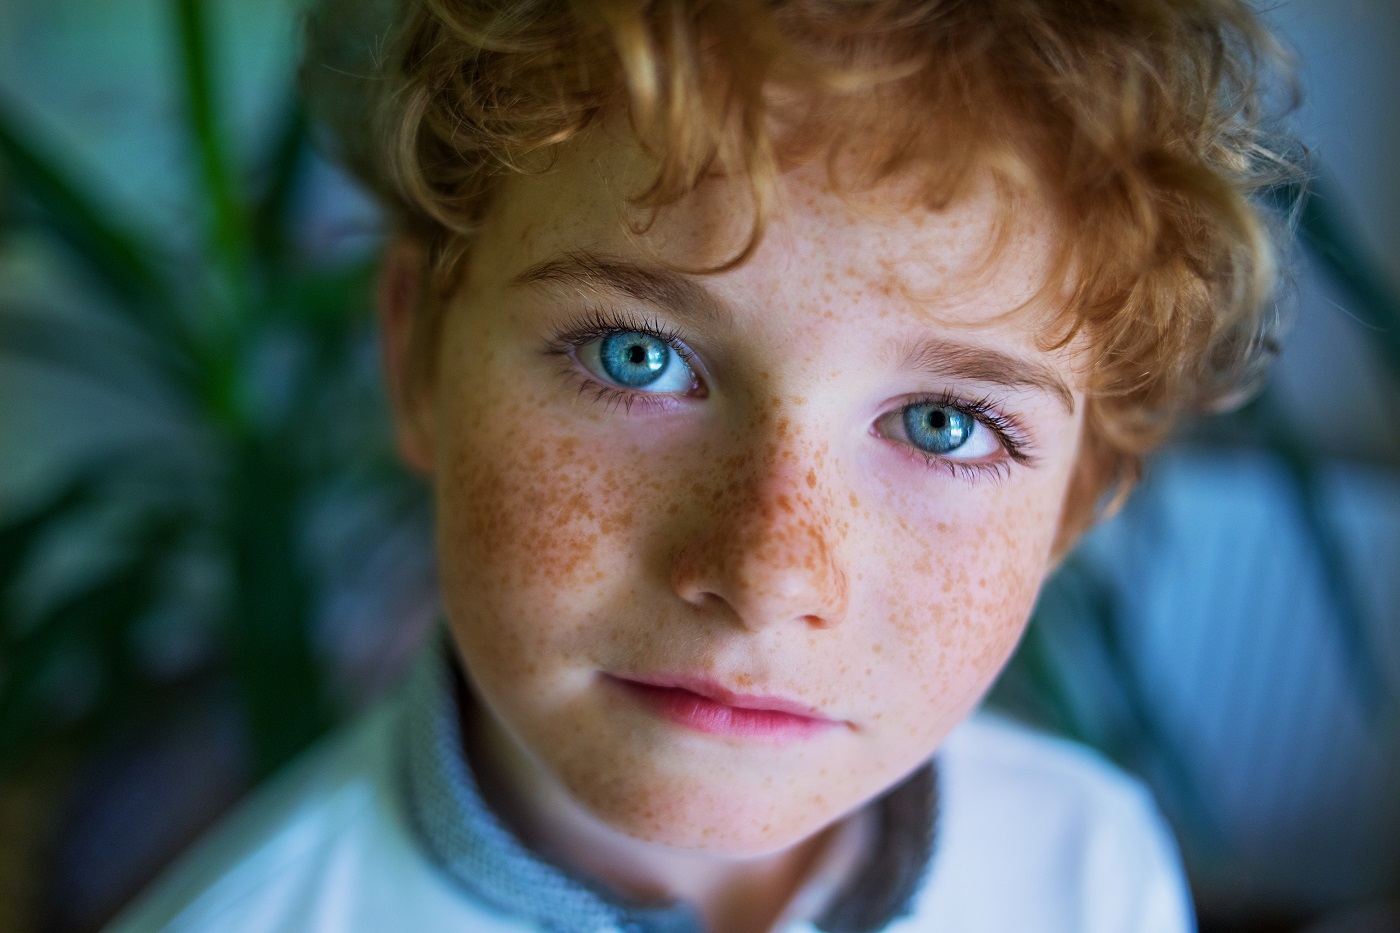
[[577, 330, 698, 393]]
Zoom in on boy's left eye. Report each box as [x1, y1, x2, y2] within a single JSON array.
[[576, 330, 698, 394], [882, 401, 1004, 460]]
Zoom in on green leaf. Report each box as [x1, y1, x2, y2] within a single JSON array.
[[173, 0, 252, 314], [0, 478, 96, 625], [0, 305, 195, 402], [0, 514, 181, 774], [253, 101, 311, 270], [226, 438, 335, 777], [0, 97, 188, 355]]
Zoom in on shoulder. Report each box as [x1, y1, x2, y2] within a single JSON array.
[[102, 691, 517, 933], [897, 712, 1195, 933]]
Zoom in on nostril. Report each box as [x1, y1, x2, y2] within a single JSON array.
[[800, 614, 825, 629]]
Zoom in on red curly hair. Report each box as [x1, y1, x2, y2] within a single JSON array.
[[303, 0, 1301, 547]]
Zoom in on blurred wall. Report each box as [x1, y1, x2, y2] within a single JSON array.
[[1260, 0, 1400, 463]]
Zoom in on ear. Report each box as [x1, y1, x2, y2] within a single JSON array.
[[378, 235, 436, 476]]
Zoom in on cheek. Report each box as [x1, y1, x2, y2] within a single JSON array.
[[865, 475, 1063, 735], [432, 378, 672, 675]]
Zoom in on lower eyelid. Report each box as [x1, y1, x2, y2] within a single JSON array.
[[892, 440, 1014, 481], [558, 365, 692, 414]]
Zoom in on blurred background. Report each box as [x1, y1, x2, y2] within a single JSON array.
[[0, 1, 1395, 932]]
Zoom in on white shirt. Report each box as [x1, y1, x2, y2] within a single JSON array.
[[105, 654, 1195, 933]]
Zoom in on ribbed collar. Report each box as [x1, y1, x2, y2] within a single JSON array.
[[397, 639, 940, 933]]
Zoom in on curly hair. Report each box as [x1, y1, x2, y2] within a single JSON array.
[[302, 0, 1302, 545]]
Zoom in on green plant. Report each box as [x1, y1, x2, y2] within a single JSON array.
[[0, 0, 422, 781]]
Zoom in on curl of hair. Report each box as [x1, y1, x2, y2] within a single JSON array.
[[302, 0, 1304, 542]]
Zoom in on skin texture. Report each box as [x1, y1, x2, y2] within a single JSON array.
[[382, 122, 1087, 931]]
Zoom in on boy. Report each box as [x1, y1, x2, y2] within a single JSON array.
[[109, 0, 1296, 931]]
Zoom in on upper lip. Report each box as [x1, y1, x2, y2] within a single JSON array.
[[611, 672, 839, 722]]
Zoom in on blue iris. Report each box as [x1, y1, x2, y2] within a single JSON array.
[[903, 403, 974, 454], [599, 332, 671, 387]]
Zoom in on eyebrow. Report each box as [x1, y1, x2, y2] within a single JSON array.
[[892, 336, 1076, 413], [513, 251, 1075, 413], [512, 252, 732, 331]]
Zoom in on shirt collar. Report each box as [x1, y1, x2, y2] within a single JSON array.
[[397, 637, 940, 933]]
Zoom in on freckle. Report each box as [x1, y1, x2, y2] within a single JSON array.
[[804, 469, 816, 488], [848, 492, 859, 507]]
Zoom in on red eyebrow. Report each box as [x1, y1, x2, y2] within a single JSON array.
[[892, 336, 1076, 413], [513, 251, 731, 331]]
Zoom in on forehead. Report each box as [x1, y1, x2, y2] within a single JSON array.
[[480, 120, 1074, 366]]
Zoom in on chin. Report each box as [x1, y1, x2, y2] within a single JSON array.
[[554, 753, 846, 858]]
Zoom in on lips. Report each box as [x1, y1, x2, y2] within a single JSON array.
[[606, 673, 841, 739]]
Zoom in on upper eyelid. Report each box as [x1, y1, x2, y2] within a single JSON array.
[[553, 308, 703, 370], [555, 307, 690, 348]]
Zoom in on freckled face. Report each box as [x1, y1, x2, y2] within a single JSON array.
[[409, 128, 1085, 857]]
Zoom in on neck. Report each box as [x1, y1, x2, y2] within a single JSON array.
[[458, 680, 839, 933]]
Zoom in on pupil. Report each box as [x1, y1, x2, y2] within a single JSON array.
[[926, 410, 948, 430], [627, 344, 646, 365]]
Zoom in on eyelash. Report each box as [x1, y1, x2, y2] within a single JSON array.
[[541, 307, 1037, 480], [542, 306, 702, 415], [889, 392, 1036, 482]]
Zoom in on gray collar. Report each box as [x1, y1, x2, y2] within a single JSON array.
[[397, 638, 940, 933]]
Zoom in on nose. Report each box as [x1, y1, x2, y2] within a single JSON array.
[[669, 434, 850, 631]]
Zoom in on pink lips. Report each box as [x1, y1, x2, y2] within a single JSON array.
[[608, 674, 840, 739]]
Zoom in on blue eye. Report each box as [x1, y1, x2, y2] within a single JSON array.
[[577, 330, 697, 393], [880, 396, 1024, 475], [600, 332, 670, 386], [903, 403, 975, 454]]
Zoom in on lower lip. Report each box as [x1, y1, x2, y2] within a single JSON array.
[[611, 679, 837, 740]]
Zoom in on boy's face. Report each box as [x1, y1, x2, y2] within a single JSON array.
[[389, 124, 1086, 857]]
